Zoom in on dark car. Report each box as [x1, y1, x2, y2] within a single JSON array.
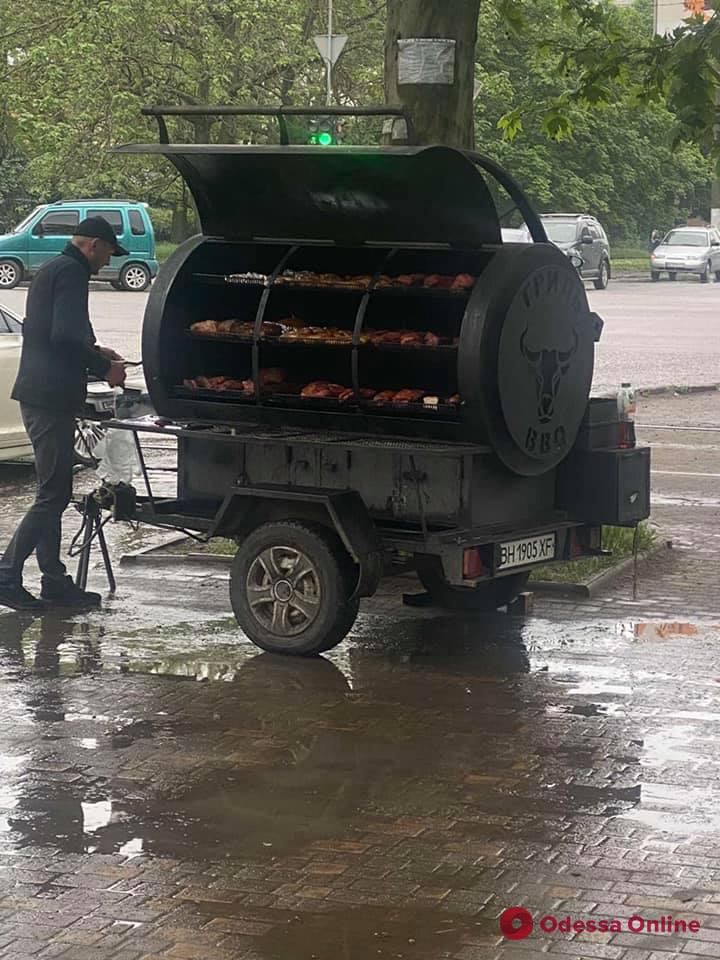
[[541, 214, 612, 290]]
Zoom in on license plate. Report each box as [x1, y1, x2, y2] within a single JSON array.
[[498, 533, 556, 570]]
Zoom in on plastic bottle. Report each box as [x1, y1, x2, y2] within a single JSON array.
[[616, 382, 636, 447]]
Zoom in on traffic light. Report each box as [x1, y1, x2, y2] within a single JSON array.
[[307, 117, 341, 146]]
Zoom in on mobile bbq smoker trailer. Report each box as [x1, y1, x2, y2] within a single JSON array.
[[97, 105, 650, 655]]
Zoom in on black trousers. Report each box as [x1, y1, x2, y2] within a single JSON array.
[[0, 404, 75, 587]]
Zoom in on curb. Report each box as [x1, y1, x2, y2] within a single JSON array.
[[120, 551, 232, 568], [637, 383, 720, 398], [531, 540, 672, 599]]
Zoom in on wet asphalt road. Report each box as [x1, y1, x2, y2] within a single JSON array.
[[1, 274, 720, 393], [1, 285, 720, 956]]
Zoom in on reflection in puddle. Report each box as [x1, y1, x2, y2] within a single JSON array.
[[81, 800, 113, 833], [623, 782, 720, 834], [633, 622, 699, 642]]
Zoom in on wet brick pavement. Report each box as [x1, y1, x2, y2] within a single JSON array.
[[1, 394, 720, 958]]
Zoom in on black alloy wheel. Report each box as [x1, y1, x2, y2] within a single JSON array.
[[593, 258, 610, 290], [230, 520, 358, 656]]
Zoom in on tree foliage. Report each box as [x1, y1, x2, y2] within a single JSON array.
[[0, 0, 715, 242]]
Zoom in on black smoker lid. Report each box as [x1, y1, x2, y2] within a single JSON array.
[[113, 143, 501, 247]]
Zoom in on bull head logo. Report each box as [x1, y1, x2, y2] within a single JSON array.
[[520, 326, 578, 424]]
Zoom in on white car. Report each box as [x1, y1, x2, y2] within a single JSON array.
[[0, 302, 149, 464], [650, 226, 720, 283], [0, 304, 31, 460]]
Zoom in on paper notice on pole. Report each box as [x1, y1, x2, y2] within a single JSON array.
[[397, 38, 456, 85]]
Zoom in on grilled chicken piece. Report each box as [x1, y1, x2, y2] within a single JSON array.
[[259, 368, 286, 386], [359, 388, 377, 400], [190, 320, 219, 335], [300, 381, 349, 399], [447, 394, 461, 406], [452, 273, 476, 289], [424, 332, 440, 347], [423, 274, 441, 288], [393, 389, 426, 404], [370, 330, 404, 344], [372, 390, 398, 403], [399, 331, 426, 345], [338, 388, 355, 402]]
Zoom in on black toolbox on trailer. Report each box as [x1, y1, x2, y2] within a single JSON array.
[[108, 105, 650, 655]]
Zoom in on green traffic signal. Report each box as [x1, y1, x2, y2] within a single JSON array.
[[307, 117, 338, 146]]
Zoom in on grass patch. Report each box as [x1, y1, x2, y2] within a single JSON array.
[[613, 245, 649, 259], [161, 536, 236, 556], [612, 257, 648, 273], [530, 522, 656, 584], [156, 241, 178, 263]]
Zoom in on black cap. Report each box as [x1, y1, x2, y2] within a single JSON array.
[[73, 217, 129, 257]]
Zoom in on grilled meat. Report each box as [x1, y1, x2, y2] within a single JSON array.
[[301, 381, 351, 399], [392, 389, 426, 404], [190, 320, 219, 335]]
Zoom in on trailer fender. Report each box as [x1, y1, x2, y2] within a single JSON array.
[[210, 484, 383, 598]]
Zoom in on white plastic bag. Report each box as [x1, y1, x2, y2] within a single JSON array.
[[94, 429, 141, 484]]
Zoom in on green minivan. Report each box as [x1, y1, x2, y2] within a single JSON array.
[[0, 199, 159, 291]]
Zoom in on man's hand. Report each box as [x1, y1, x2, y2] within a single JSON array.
[[98, 346, 124, 362], [106, 362, 127, 388]]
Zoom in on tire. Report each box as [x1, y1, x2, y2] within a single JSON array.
[[0, 259, 22, 290], [119, 262, 151, 292], [700, 262, 711, 284], [230, 520, 358, 656], [110, 280, 124, 291], [669, 272, 677, 281], [650, 271, 660, 282], [715, 270, 720, 283], [74, 419, 107, 467], [415, 557, 530, 612], [593, 259, 610, 290]]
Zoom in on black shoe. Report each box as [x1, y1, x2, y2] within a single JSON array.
[[0, 584, 46, 612], [41, 577, 101, 609]]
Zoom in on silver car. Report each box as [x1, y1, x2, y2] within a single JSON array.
[[650, 226, 720, 283]]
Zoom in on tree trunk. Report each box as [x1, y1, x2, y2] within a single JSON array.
[[384, 0, 480, 149]]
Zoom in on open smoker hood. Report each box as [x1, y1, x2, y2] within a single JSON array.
[[113, 144, 502, 248]]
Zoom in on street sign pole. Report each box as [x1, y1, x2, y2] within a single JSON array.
[[327, 0, 333, 105]]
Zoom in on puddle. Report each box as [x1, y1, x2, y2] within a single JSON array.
[[632, 622, 699, 642], [257, 907, 494, 960], [622, 782, 720, 834]]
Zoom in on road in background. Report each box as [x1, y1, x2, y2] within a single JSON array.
[[2, 275, 717, 394]]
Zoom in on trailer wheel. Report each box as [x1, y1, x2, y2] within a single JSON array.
[[415, 558, 530, 611], [230, 521, 358, 656]]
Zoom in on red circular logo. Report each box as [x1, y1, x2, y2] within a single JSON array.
[[499, 907, 534, 940]]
